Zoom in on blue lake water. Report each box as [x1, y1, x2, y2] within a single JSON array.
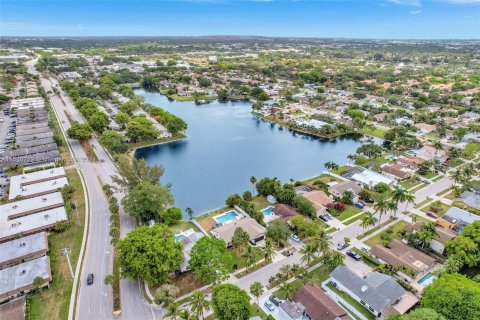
[[134, 88, 364, 216]]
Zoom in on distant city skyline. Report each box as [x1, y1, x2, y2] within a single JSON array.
[[1, 0, 479, 39]]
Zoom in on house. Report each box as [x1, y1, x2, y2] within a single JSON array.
[[373, 113, 387, 123], [329, 266, 413, 317], [279, 300, 305, 320], [397, 155, 424, 169], [415, 146, 448, 163], [293, 284, 351, 320], [370, 239, 435, 276], [350, 168, 396, 188], [302, 190, 332, 216], [175, 230, 204, 272], [211, 217, 266, 246], [381, 163, 415, 180], [394, 118, 414, 126], [273, 204, 298, 221], [404, 222, 456, 255], [0, 256, 51, 303], [415, 123, 437, 134], [436, 206, 480, 234], [0, 297, 25, 320], [0, 232, 48, 269], [458, 190, 480, 210], [8, 177, 68, 201], [328, 181, 361, 200], [462, 133, 480, 143]]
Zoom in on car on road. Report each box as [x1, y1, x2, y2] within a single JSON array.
[[337, 243, 347, 251], [290, 234, 300, 242], [346, 250, 362, 261], [426, 211, 438, 219], [87, 273, 94, 285], [269, 295, 282, 306], [264, 300, 275, 311]]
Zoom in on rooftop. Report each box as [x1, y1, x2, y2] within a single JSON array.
[[0, 207, 67, 242], [8, 177, 68, 201], [211, 217, 265, 245], [0, 232, 48, 266], [0, 256, 51, 298], [0, 192, 64, 220], [293, 284, 351, 320]]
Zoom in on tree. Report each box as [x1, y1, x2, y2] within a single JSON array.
[[88, 111, 110, 132], [249, 282, 264, 306], [255, 177, 281, 197], [300, 243, 317, 265], [420, 273, 480, 320], [165, 304, 181, 320], [186, 207, 194, 221], [225, 194, 242, 207], [104, 274, 114, 287], [296, 266, 313, 285], [211, 284, 251, 320], [125, 116, 159, 142], [324, 161, 339, 171], [417, 222, 438, 249], [266, 219, 291, 246], [190, 290, 210, 320], [33, 276, 45, 299], [445, 221, 480, 267], [242, 245, 260, 270], [391, 186, 407, 218], [122, 182, 173, 223], [322, 251, 345, 270], [250, 176, 257, 194], [311, 230, 331, 257], [118, 225, 183, 285], [374, 182, 390, 194], [356, 143, 383, 159], [112, 154, 165, 190], [67, 122, 93, 141], [163, 207, 182, 225], [114, 111, 130, 128], [188, 237, 235, 284], [387, 308, 445, 320], [341, 190, 354, 205], [99, 130, 128, 154], [360, 212, 378, 230], [263, 238, 276, 262], [280, 281, 296, 300], [231, 227, 250, 253], [374, 198, 390, 226], [293, 195, 316, 217], [242, 191, 252, 201], [155, 284, 180, 306], [289, 215, 319, 238]]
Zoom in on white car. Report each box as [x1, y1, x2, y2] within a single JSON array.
[[290, 234, 300, 242], [264, 300, 275, 312]]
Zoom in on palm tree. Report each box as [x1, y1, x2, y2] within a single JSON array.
[[279, 264, 295, 280], [186, 207, 194, 221], [347, 154, 356, 165], [263, 238, 276, 262], [374, 198, 389, 226], [451, 169, 464, 185], [404, 192, 415, 212], [190, 290, 210, 320], [166, 304, 181, 320], [433, 141, 443, 155], [296, 267, 313, 285], [311, 230, 331, 257], [249, 282, 264, 306], [300, 243, 317, 265], [360, 212, 378, 230], [242, 245, 259, 271], [388, 201, 398, 219], [179, 309, 194, 320], [33, 276, 45, 299], [324, 161, 339, 172], [280, 281, 296, 300], [250, 176, 257, 194], [322, 251, 345, 270], [418, 222, 439, 249]]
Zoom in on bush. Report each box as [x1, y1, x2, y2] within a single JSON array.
[[242, 191, 252, 201]]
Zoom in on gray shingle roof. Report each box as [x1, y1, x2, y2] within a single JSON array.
[[330, 266, 405, 312]]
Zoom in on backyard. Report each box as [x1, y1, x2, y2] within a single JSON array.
[[364, 220, 408, 247]]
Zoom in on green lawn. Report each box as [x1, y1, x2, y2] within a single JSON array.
[[364, 220, 408, 247], [415, 198, 432, 209], [419, 171, 437, 179], [331, 165, 351, 175], [251, 196, 271, 211], [449, 158, 465, 168], [337, 206, 362, 221], [302, 174, 341, 186], [410, 214, 432, 224], [274, 265, 331, 299], [169, 220, 200, 233], [327, 284, 376, 320], [27, 169, 86, 320], [399, 178, 421, 190], [228, 246, 264, 270], [359, 126, 387, 139], [421, 202, 451, 217], [344, 212, 368, 225]]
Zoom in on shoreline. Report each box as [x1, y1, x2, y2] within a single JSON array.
[[128, 133, 187, 156]]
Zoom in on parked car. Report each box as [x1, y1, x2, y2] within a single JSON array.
[[264, 300, 275, 311], [285, 250, 293, 257], [325, 213, 333, 220], [355, 202, 365, 209], [426, 211, 438, 219], [346, 250, 362, 261], [337, 243, 347, 251], [269, 295, 282, 306], [87, 273, 94, 285], [290, 234, 300, 242], [364, 199, 374, 204], [361, 247, 369, 254], [319, 214, 329, 222]]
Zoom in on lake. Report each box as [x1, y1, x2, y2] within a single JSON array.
[[134, 88, 364, 216]]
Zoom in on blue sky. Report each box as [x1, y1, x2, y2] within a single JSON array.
[[1, 0, 479, 39]]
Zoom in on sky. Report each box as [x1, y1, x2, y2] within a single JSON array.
[[1, 0, 479, 39]]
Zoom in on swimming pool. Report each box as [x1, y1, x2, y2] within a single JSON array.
[[406, 150, 417, 156], [175, 234, 186, 241], [417, 273, 436, 287], [214, 210, 239, 224], [261, 206, 274, 216]]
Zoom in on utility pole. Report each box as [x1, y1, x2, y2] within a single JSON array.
[[63, 247, 74, 279]]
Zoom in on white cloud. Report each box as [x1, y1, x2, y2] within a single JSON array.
[[387, 0, 422, 7], [446, 0, 480, 3], [410, 9, 422, 14]]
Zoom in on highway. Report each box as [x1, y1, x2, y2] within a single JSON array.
[[28, 60, 162, 320]]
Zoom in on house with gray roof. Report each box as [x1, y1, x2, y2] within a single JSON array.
[[0, 232, 48, 269], [329, 266, 409, 317]]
